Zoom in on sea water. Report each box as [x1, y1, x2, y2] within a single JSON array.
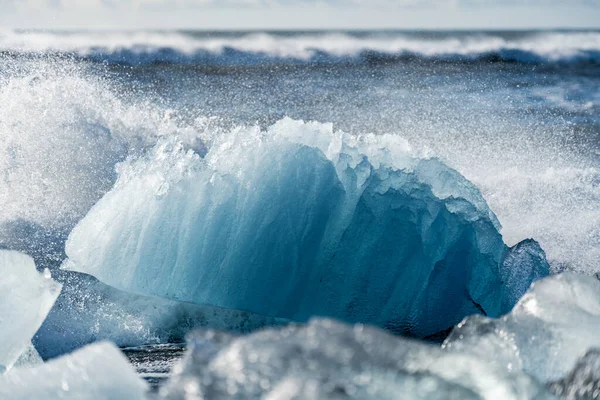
[[0, 29, 599, 397]]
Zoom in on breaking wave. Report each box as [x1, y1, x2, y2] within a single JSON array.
[[2, 30, 600, 65]]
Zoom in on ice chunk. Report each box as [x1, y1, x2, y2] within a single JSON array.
[[34, 271, 286, 359], [443, 273, 600, 383], [500, 239, 549, 314], [259, 375, 479, 400], [0, 250, 61, 372], [0, 341, 148, 400], [548, 349, 600, 400], [160, 318, 554, 400], [64, 119, 549, 337]]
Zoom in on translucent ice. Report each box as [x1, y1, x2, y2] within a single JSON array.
[[160, 318, 554, 400], [64, 118, 549, 337], [0, 250, 61, 372], [499, 239, 549, 314], [443, 273, 600, 383], [34, 271, 286, 359], [0, 225, 282, 359], [0, 341, 148, 400], [548, 349, 600, 400]]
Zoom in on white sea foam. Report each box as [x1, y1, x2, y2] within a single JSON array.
[[1, 30, 599, 64], [0, 61, 211, 231], [470, 166, 600, 273]]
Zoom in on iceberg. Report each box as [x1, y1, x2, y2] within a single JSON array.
[[0, 250, 62, 372], [160, 318, 554, 400], [0, 341, 148, 400], [443, 273, 600, 383], [64, 118, 549, 337]]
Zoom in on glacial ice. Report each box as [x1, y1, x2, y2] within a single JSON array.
[[34, 271, 286, 359], [64, 118, 549, 337], [549, 349, 600, 400], [443, 273, 600, 383], [0, 220, 282, 359], [160, 318, 554, 400], [0, 341, 148, 400], [0, 250, 61, 372], [499, 239, 550, 314]]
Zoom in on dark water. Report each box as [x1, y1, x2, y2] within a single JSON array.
[[122, 344, 186, 392]]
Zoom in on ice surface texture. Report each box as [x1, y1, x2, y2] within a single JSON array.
[[0, 250, 61, 372], [64, 118, 549, 337], [0, 341, 147, 400], [160, 318, 554, 400], [444, 273, 600, 383], [549, 349, 600, 400]]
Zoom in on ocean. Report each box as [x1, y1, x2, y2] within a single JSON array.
[[2, 29, 598, 270], [1, 29, 599, 398]]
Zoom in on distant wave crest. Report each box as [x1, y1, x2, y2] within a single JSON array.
[[1, 30, 600, 65]]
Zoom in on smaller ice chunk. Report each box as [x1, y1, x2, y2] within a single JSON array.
[[0, 341, 148, 400], [548, 349, 600, 400], [443, 273, 600, 382], [160, 318, 553, 400], [0, 250, 61, 372], [500, 239, 549, 313]]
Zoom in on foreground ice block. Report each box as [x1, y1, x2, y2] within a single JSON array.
[[443, 273, 600, 383], [0, 250, 62, 372], [161, 318, 554, 400], [0, 341, 147, 400], [64, 118, 549, 337], [548, 349, 600, 400]]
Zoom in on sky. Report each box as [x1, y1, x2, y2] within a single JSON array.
[[1, 0, 599, 30]]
